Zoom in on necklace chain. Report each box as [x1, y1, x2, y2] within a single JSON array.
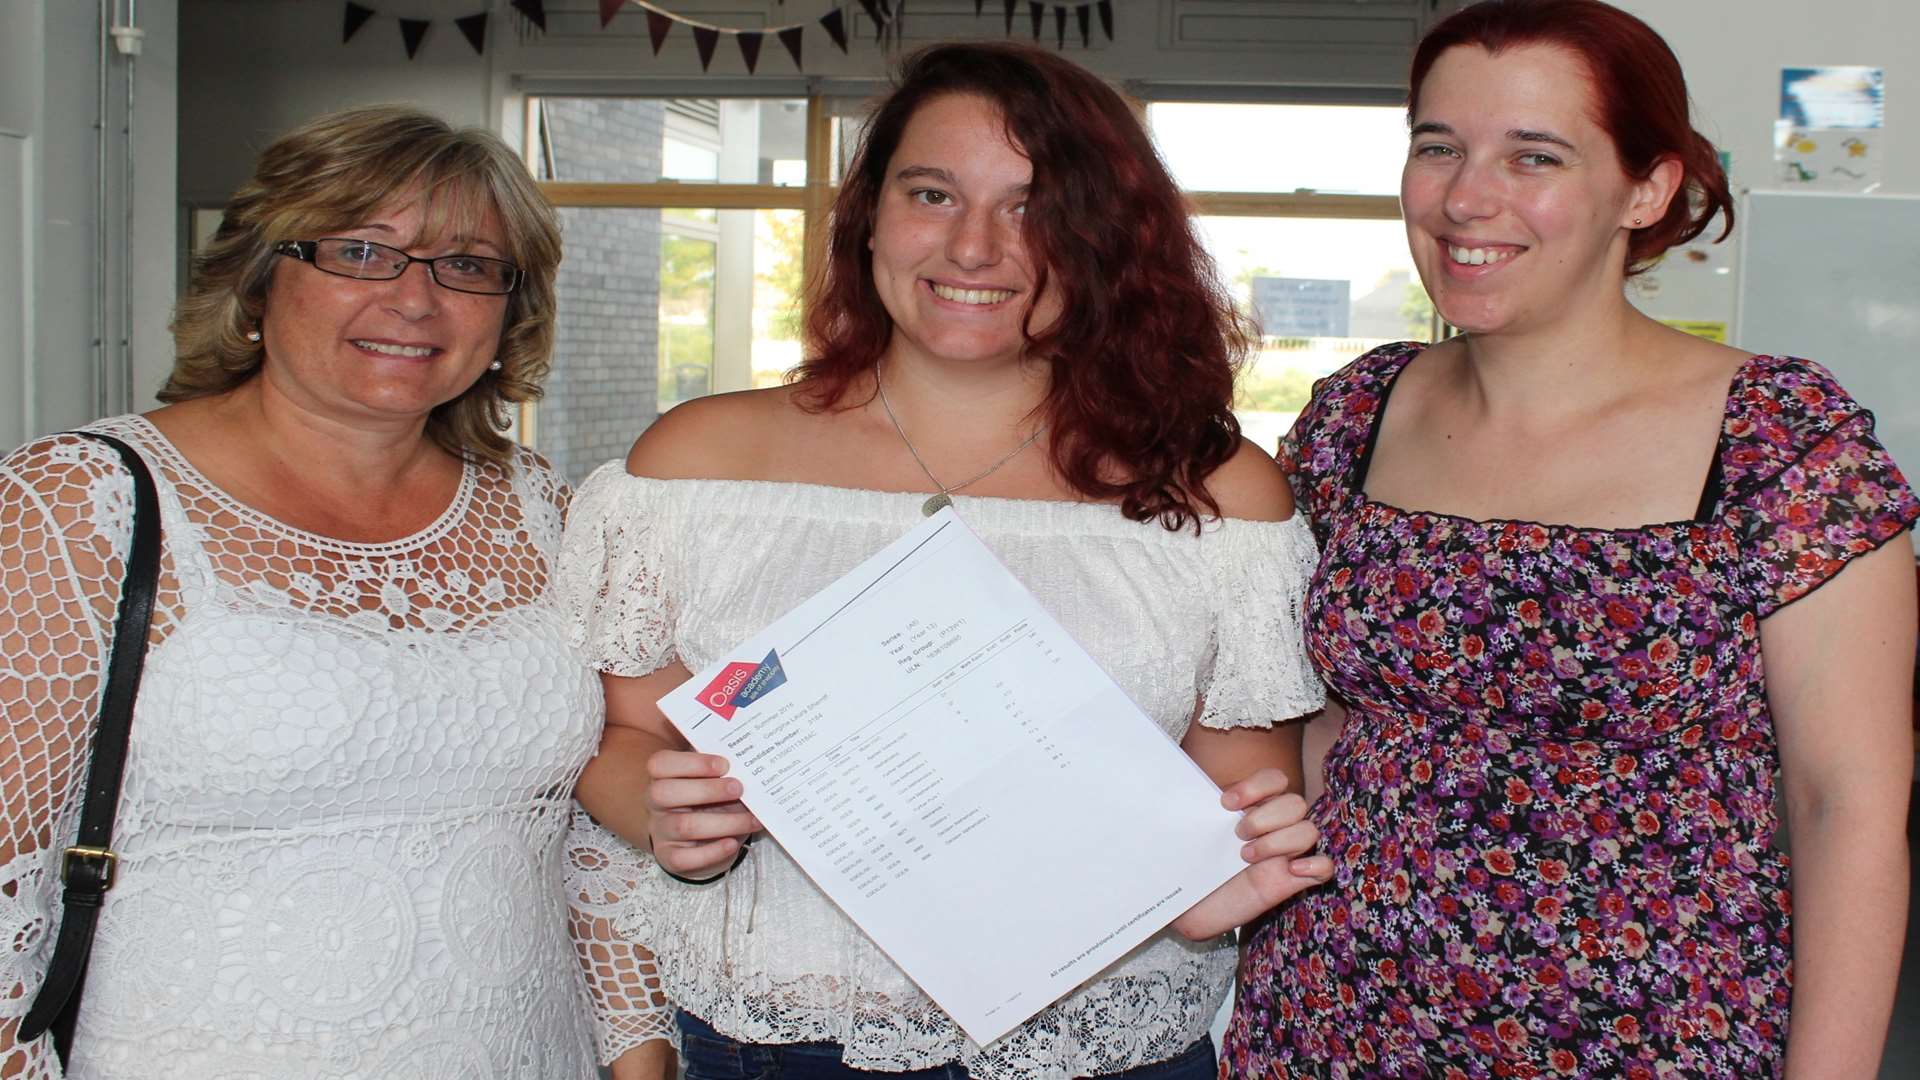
[[875, 373, 1045, 510]]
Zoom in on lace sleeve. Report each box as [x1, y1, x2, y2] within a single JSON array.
[[557, 464, 679, 677], [0, 435, 141, 1079], [565, 808, 674, 1064], [1193, 515, 1327, 731]]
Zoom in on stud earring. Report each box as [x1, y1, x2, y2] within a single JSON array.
[[245, 328, 262, 342], [1632, 218, 1643, 227], [488, 361, 503, 371]]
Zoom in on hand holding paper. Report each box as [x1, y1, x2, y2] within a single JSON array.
[[645, 749, 761, 880], [1170, 766, 1332, 941]]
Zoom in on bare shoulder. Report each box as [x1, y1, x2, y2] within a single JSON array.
[[1206, 437, 1297, 524], [623, 385, 802, 480]]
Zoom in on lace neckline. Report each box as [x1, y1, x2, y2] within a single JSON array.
[[120, 414, 479, 555]]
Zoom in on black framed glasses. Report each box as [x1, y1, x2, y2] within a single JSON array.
[[273, 238, 524, 295]]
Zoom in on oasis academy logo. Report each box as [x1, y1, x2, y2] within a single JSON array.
[[698, 649, 787, 720]]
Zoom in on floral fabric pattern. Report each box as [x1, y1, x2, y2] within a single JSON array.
[[1223, 343, 1920, 1079]]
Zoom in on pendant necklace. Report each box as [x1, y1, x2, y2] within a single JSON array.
[[875, 373, 1046, 517]]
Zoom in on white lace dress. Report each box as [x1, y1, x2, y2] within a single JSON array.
[[558, 468, 1326, 1080], [0, 418, 668, 1080]]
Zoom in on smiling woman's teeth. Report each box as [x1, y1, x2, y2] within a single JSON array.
[[1448, 245, 1514, 266], [931, 283, 1014, 305], [354, 340, 435, 357]]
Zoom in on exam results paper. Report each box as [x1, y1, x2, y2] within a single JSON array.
[[657, 507, 1248, 1046]]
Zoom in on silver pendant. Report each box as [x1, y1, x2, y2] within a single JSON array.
[[921, 492, 953, 516]]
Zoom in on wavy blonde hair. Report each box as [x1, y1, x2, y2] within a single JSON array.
[[166, 105, 562, 463]]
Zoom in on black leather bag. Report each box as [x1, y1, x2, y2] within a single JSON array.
[[17, 432, 162, 1066]]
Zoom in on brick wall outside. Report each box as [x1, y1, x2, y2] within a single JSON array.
[[537, 99, 665, 484]]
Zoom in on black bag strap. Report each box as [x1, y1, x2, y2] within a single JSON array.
[[18, 432, 162, 1064]]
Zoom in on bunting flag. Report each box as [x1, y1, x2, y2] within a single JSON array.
[[510, 0, 546, 33], [820, 8, 850, 52], [646, 8, 673, 53], [778, 25, 804, 68], [691, 25, 720, 70], [737, 30, 763, 74], [1054, 4, 1065, 49], [1028, 2, 1043, 40], [1097, 0, 1112, 41], [599, 0, 625, 28], [343, 2, 375, 43], [454, 13, 487, 56], [1076, 3, 1090, 48], [398, 17, 430, 58], [1003, 0, 1016, 34]]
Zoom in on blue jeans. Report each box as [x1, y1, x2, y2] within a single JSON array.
[[676, 1011, 1218, 1080]]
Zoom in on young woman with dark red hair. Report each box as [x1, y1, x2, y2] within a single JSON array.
[[1224, 1, 1917, 1076], [559, 42, 1334, 1080]]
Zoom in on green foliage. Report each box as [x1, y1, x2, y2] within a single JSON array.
[[757, 211, 806, 342], [1235, 363, 1317, 413]]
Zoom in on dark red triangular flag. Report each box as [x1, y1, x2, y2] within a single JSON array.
[[510, 0, 547, 32], [692, 25, 720, 70], [1028, 2, 1043, 40], [399, 17, 430, 57], [1076, 4, 1090, 47], [1097, 0, 1112, 40], [778, 26, 804, 69], [738, 31, 763, 74], [646, 9, 672, 53], [1055, 5, 1066, 47], [1003, 0, 1016, 35], [343, 1, 374, 43], [820, 9, 849, 52], [598, 0, 624, 28], [455, 13, 487, 55]]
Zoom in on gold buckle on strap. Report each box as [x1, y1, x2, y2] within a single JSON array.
[[60, 846, 119, 891]]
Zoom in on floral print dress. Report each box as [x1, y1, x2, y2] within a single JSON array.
[[1223, 343, 1919, 1079]]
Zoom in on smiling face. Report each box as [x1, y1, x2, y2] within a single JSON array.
[[868, 93, 1061, 371], [256, 196, 511, 427], [1402, 44, 1674, 336]]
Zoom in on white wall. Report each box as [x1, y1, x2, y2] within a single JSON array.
[[1, 0, 175, 442], [1618, 0, 1918, 196]]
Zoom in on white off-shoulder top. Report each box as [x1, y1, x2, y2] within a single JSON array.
[[557, 466, 1324, 1080]]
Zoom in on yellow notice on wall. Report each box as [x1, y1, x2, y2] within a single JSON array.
[[1660, 319, 1728, 344]]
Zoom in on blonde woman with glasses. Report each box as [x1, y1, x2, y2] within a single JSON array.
[[0, 106, 669, 1078]]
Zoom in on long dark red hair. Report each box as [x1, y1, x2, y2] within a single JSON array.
[[1409, 0, 1733, 275], [796, 42, 1250, 531]]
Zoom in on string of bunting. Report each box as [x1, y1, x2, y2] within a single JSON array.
[[975, 0, 1114, 50], [338, 0, 1113, 66], [341, 2, 492, 58], [614, 2, 886, 73]]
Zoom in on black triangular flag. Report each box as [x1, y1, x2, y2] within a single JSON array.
[[399, 17, 430, 57], [692, 25, 720, 70], [976, 0, 985, 14], [598, 0, 624, 28], [1076, 4, 1090, 47], [646, 10, 672, 53], [455, 13, 487, 55], [343, 1, 374, 43], [510, 0, 546, 32], [1003, 0, 1017, 35], [820, 9, 849, 52], [1055, 5, 1066, 48], [1028, 2, 1043, 41], [857, 0, 885, 33], [738, 31, 763, 74], [778, 26, 804, 69], [1097, 0, 1112, 40]]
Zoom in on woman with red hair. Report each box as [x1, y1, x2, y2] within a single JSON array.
[[560, 42, 1333, 1080], [1225, 1, 1917, 1076]]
